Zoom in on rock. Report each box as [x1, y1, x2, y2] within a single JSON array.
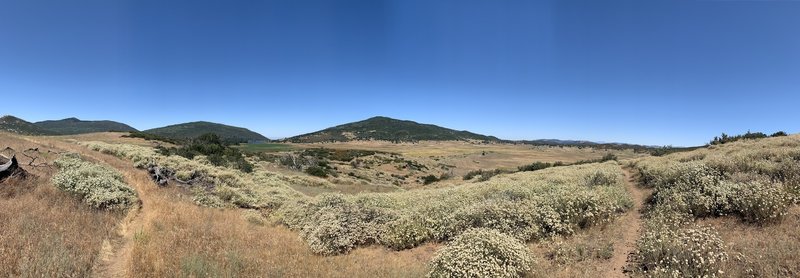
[[0, 155, 28, 181]]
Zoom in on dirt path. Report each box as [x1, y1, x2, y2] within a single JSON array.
[[86, 153, 154, 278], [15, 136, 153, 278], [603, 167, 651, 278]]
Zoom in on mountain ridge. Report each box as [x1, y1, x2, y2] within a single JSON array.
[[34, 118, 138, 135], [144, 121, 268, 143], [288, 116, 500, 143]]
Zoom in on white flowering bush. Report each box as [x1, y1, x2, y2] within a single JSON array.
[[79, 141, 307, 209], [295, 194, 397, 255], [274, 162, 632, 255], [629, 135, 800, 276], [52, 154, 138, 210], [634, 224, 728, 277], [427, 228, 533, 278], [732, 180, 792, 223]]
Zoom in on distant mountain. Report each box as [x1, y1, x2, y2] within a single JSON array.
[[288, 116, 500, 143], [34, 117, 138, 135], [0, 115, 55, 135], [144, 121, 268, 143]]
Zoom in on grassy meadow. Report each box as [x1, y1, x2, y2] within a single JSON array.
[[1, 131, 799, 277]]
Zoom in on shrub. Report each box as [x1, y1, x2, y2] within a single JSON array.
[[421, 175, 439, 185], [304, 166, 328, 178], [381, 214, 431, 250], [732, 180, 792, 223], [52, 154, 138, 210], [297, 194, 397, 255], [634, 224, 728, 277], [427, 228, 533, 278]]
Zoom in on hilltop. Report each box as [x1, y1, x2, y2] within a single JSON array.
[[144, 121, 268, 143], [34, 117, 138, 135], [0, 115, 55, 135], [288, 116, 500, 143]]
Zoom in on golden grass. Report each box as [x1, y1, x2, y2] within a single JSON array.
[[0, 176, 123, 277], [129, 187, 433, 277], [701, 206, 800, 277]]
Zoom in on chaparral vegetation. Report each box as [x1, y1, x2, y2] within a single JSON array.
[[1, 128, 799, 277]]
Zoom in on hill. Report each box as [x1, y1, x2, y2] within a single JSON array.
[[288, 116, 500, 143], [34, 117, 138, 135], [144, 121, 268, 143], [0, 115, 55, 135]]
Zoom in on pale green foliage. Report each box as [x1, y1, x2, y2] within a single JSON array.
[[635, 224, 728, 277], [629, 135, 800, 276], [427, 228, 533, 278], [732, 180, 792, 223], [275, 162, 632, 255], [79, 141, 308, 209], [52, 154, 138, 210]]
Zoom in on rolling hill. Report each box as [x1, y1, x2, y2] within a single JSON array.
[[0, 115, 55, 135], [288, 116, 500, 143], [144, 121, 268, 142], [34, 117, 138, 135]]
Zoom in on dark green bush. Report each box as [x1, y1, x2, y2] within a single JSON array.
[[305, 166, 329, 178]]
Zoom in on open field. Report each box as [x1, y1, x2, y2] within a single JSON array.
[[236, 142, 299, 153], [2, 131, 799, 277]]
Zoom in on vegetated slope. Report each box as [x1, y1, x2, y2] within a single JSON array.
[[0, 115, 55, 135], [288, 116, 500, 143], [144, 121, 268, 143], [35, 117, 138, 135]]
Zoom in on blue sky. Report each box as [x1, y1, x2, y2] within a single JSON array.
[[1, 0, 798, 146]]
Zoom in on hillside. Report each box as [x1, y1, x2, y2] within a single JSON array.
[[144, 121, 268, 142], [288, 116, 500, 143], [0, 115, 55, 135], [34, 117, 138, 135]]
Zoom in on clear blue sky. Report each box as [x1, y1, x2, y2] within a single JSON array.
[[2, 0, 798, 146]]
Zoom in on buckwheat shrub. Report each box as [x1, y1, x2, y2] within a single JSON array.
[[635, 224, 728, 277], [732, 180, 792, 223], [297, 194, 397, 255], [427, 228, 533, 278], [52, 154, 138, 210]]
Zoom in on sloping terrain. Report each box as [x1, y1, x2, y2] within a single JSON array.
[[144, 121, 268, 142], [35, 117, 138, 135], [289, 116, 500, 143], [0, 115, 55, 135], [2, 130, 798, 278]]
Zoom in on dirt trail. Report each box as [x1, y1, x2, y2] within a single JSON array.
[[86, 153, 154, 278], [603, 167, 651, 278], [13, 136, 152, 278], [91, 167, 151, 278]]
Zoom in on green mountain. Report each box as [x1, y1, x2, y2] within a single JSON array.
[[0, 115, 55, 135], [144, 121, 268, 143], [34, 117, 138, 135], [288, 116, 500, 143]]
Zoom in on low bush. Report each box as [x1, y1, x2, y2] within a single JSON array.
[[732, 180, 792, 223], [427, 228, 533, 278], [634, 223, 728, 277], [52, 154, 138, 210]]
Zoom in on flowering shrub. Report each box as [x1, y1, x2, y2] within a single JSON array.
[[630, 135, 800, 276], [634, 224, 728, 277], [296, 194, 397, 255], [52, 154, 138, 210], [79, 141, 308, 209], [427, 228, 533, 278], [732, 180, 791, 223], [273, 162, 632, 255]]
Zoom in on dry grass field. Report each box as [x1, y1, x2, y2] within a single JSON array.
[[294, 140, 643, 176], [2, 131, 798, 277]]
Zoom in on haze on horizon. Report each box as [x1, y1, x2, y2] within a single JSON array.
[[2, 0, 798, 147]]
